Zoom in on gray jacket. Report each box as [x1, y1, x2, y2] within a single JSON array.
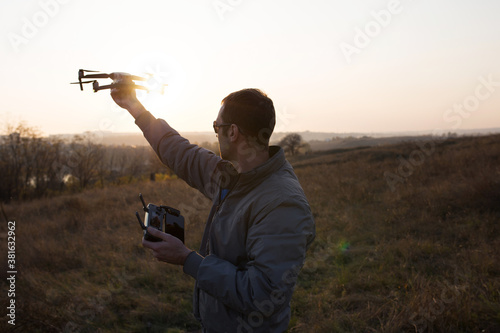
[[136, 112, 315, 332]]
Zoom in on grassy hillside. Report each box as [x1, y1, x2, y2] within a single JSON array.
[[1, 134, 499, 332]]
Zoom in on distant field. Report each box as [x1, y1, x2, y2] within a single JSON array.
[[56, 128, 500, 148], [1, 134, 499, 332], [306, 135, 438, 151]]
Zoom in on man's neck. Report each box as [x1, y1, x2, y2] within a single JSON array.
[[232, 148, 270, 174]]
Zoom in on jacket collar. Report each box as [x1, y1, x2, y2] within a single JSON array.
[[216, 146, 286, 189], [236, 146, 285, 186]]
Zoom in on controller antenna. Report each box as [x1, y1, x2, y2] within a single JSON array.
[[139, 193, 148, 212], [136, 212, 146, 230]]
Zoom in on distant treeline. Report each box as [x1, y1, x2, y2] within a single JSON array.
[[0, 124, 206, 202], [0, 123, 310, 202]]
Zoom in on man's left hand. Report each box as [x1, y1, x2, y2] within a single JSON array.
[[142, 227, 192, 265]]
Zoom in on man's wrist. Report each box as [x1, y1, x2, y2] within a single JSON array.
[[127, 102, 147, 119], [181, 248, 193, 265], [183, 251, 204, 279]]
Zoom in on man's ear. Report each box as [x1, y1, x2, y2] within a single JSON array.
[[229, 124, 239, 142]]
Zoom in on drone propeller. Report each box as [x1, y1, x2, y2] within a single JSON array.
[[92, 81, 149, 93], [78, 69, 100, 78], [81, 73, 147, 81], [107, 73, 147, 81], [126, 74, 147, 81], [82, 73, 111, 79], [70, 80, 94, 85]]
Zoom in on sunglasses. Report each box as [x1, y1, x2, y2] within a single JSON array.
[[213, 121, 232, 134]]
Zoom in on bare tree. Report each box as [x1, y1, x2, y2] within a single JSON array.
[[64, 133, 104, 190], [28, 137, 61, 196], [279, 133, 304, 156], [0, 123, 41, 200], [0, 122, 178, 201]]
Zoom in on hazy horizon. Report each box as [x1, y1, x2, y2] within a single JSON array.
[[45, 126, 500, 136]]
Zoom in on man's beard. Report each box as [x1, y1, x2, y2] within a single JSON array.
[[218, 142, 228, 160]]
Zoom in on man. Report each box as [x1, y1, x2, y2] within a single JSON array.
[[111, 77, 315, 332]]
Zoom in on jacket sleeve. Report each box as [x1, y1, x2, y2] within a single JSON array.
[[135, 111, 221, 199], [186, 197, 316, 315]]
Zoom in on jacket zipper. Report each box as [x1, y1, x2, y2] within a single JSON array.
[[206, 175, 239, 254]]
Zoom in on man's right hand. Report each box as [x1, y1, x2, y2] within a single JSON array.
[[110, 73, 147, 119]]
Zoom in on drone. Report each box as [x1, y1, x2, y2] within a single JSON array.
[[71, 69, 167, 93]]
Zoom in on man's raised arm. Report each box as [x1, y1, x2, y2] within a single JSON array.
[[110, 74, 221, 199]]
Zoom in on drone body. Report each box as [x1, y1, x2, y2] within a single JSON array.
[[71, 69, 167, 93]]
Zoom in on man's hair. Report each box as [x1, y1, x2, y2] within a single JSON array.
[[221, 88, 276, 147]]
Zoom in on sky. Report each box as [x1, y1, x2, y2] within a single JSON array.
[[1, 0, 499, 136]]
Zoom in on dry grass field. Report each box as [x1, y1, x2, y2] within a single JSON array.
[[1, 134, 499, 332]]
